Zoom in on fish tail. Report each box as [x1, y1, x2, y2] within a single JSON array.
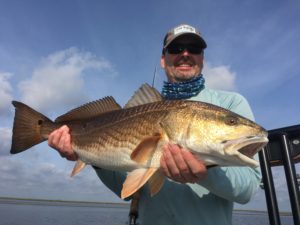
[[10, 101, 56, 154]]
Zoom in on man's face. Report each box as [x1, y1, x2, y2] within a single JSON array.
[[161, 35, 204, 83]]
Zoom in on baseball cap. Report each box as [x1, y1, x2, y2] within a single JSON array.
[[163, 24, 207, 49]]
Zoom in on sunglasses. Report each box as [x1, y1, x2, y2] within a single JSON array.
[[165, 44, 203, 55]]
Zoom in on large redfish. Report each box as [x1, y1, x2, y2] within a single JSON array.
[[10, 84, 268, 198]]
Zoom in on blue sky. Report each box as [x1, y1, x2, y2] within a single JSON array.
[[0, 0, 299, 212]]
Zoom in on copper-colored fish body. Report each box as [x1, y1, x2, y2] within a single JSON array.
[[10, 84, 268, 199], [70, 104, 169, 171]]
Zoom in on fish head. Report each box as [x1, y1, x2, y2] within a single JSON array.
[[185, 106, 268, 167]]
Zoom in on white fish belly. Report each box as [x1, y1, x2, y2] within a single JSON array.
[[75, 146, 143, 172]]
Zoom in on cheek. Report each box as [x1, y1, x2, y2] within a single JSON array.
[[195, 55, 204, 65], [194, 58, 204, 72], [164, 54, 177, 65], [163, 57, 176, 73]]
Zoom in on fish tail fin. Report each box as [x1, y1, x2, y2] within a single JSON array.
[[10, 101, 55, 154], [121, 168, 165, 199]]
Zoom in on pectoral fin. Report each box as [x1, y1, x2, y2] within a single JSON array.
[[131, 134, 161, 164], [71, 159, 86, 177], [121, 168, 158, 199]]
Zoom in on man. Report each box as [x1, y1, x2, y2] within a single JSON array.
[[49, 24, 261, 225]]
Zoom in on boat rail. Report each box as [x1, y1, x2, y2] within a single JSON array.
[[259, 124, 300, 225]]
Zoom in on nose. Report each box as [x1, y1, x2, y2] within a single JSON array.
[[182, 49, 190, 56]]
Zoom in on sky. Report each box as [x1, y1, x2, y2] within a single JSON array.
[[0, 0, 299, 212]]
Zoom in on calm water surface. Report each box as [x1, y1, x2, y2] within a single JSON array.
[[0, 198, 293, 225]]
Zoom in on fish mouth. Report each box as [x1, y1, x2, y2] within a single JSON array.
[[223, 135, 269, 167], [238, 140, 267, 158]]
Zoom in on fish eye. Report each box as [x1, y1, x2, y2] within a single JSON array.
[[225, 116, 238, 126]]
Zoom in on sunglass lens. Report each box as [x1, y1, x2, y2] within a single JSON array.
[[166, 45, 182, 54], [166, 44, 202, 54], [187, 45, 203, 54]]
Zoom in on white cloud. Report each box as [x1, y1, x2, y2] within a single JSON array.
[[0, 127, 12, 155], [18, 47, 116, 112], [0, 72, 13, 116], [203, 62, 236, 91], [0, 153, 123, 202]]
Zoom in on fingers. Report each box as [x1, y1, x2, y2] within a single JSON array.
[[48, 125, 68, 149], [48, 125, 78, 161], [160, 144, 207, 184], [181, 150, 207, 180], [161, 145, 184, 182]]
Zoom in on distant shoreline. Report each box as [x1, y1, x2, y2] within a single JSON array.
[[0, 196, 129, 208], [0, 196, 292, 216], [0, 196, 128, 205]]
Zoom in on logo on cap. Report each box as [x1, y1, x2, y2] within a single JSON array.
[[173, 25, 197, 35]]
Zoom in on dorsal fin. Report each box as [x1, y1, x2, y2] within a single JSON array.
[[124, 83, 162, 109], [55, 96, 121, 122]]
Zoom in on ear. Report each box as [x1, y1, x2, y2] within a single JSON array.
[[200, 54, 205, 70], [160, 55, 166, 69]]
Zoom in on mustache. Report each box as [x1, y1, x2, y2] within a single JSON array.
[[175, 56, 195, 66]]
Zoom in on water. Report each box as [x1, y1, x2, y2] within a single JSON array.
[[0, 198, 293, 225], [0, 199, 128, 225], [232, 210, 292, 225]]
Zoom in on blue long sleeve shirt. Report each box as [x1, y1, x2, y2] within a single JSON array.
[[94, 86, 262, 225]]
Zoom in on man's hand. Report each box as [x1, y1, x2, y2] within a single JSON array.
[[160, 144, 207, 183], [48, 125, 78, 161]]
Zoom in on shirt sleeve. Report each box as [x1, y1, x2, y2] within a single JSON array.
[[197, 92, 262, 204], [93, 167, 129, 200], [197, 164, 261, 204], [221, 92, 255, 121]]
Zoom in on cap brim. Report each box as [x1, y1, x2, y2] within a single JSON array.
[[164, 33, 207, 49]]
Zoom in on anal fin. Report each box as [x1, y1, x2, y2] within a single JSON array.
[[148, 169, 165, 196], [121, 168, 157, 199], [71, 159, 86, 177]]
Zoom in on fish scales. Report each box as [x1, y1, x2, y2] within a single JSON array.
[[81, 100, 186, 129], [71, 106, 171, 170]]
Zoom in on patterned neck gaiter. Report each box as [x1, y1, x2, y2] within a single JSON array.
[[161, 74, 205, 100]]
